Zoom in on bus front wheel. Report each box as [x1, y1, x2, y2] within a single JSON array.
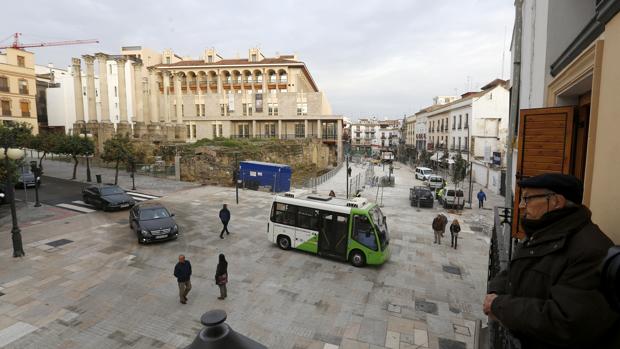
[[349, 250, 366, 267], [277, 235, 291, 250]]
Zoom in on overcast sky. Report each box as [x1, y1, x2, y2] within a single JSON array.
[[4, 0, 513, 120]]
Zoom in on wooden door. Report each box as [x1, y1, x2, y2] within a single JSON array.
[[512, 107, 575, 238]]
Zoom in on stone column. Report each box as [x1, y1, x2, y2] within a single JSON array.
[[337, 119, 343, 162], [71, 58, 85, 126], [82, 55, 97, 123], [262, 68, 267, 92], [252, 120, 257, 138], [278, 120, 282, 140], [95, 53, 111, 123], [174, 74, 183, 124], [147, 68, 163, 142], [317, 120, 322, 138], [217, 71, 222, 94], [115, 58, 130, 136], [304, 119, 308, 138], [132, 62, 147, 137], [163, 72, 171, 123]]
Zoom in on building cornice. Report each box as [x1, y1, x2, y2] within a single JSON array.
[[550, 0, 619, 76]]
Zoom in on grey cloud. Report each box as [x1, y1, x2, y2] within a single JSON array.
[[4, 0, 513, 119]]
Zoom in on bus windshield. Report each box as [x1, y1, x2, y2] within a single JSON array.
[[370, 206, 389, 250]]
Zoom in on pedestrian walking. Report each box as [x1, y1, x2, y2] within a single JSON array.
[[219, 204, 231, 239], [477, 189, 487, 208], [329, 190, 336, 197], [432, 214, 447, 244], [485, 173, 620, 348], [450, 219, 461, 249], [215, 254, 228, 300], [173, 255, 192, 304]]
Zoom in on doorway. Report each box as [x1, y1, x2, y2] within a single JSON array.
[[318, 213, 348, 260]]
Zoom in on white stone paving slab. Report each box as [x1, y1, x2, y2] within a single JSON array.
[[0, 322, 38, 347]]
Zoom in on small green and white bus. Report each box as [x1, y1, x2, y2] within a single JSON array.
[[267, 192, 390, 267]]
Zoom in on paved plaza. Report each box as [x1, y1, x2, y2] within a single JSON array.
[[0, 163, 499, 348]]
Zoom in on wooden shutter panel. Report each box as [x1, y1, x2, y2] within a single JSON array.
[[512, 106, 575, 238]]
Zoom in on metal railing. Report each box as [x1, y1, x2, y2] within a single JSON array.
[[136, 164, 176, 179], [302, 162, 343, 190]]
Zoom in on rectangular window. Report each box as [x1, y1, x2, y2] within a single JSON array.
[[201, 104, 205, 116], [268, 103, 273, 116], [274, 103, 278, 116], [248, 105, 252, 116], [465, 137, 468, 150], [296, 103, 307, 116], [220, 104, 226, 117], [181, 104, 184, 117], [0, 77, 8, 92], [243, 103, 248, 116], [196, 104, 200, 116], [464, 113, 469, 128], [213, 124, 217, 138], [186, 124, 191, 138], [295, 123, 305, 138], [271, 203, 297, 226], [192, 124, 197, 139], [297, 207, 319, 230], [459, 115, 462, 129], [251, 54, 257, 62], [1, 100, 10, 116], [114, 86, 117, 97], [453, 116, 456, 129], [17, 56, 25, 67], [18, 80, 28, 95], [20, 102, 29, 117], [218, 124, 223, 136]]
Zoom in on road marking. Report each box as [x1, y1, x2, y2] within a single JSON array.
[[56, 203, 95, 213], [126, 192, 159, 199], [72, 200, 95, 208]]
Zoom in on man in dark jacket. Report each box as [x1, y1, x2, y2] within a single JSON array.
[[477, 189, 487, 208], [484, 173, 619, 348], [174, 254, 192, 304], [219, 204, 231, 239]]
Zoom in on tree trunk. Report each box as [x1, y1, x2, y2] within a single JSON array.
[[114, 159, 119, 185], [72, 155, 78, 180], [39, 152, 47, 171]]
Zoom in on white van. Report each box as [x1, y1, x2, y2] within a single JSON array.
[[443, 189, 465, 209], [427, 175, 445, 190], [415, 167, 433, 181]]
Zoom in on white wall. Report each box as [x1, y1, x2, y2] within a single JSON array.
[[471, 85, 510, 165], [472, 160, 502, 194], [519, 0, 549, 109]]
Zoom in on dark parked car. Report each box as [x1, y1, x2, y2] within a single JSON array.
[[129, 203, 179, 244], [410, 186, 434, 208], [82, 185, 135, 211], [16, 166, 40, 188]]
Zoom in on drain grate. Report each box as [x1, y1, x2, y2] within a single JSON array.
[[415, 299, 438, 315], [46, 239, 74, 247], [442, 265, 462, 276]]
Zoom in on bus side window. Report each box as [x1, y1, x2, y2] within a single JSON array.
[[352, 215, 377, 251], [283, 205, 297, 226], [298, 207, 319, 230]]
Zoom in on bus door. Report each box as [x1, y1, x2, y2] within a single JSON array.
[[318, 212, 348, 260]]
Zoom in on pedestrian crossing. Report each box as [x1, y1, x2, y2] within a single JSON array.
[[55, 191, 161, 214]]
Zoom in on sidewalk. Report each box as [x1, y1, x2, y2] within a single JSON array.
[[30, 157, 198, 196]]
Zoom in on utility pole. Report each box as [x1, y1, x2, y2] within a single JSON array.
[[346, 154, 350, 199], [234, 152, 239, 204]]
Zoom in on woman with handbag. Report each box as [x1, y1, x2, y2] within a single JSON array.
[[215, 254, 228, 300]]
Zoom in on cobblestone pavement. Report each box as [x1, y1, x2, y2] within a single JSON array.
[[0, 162, 499, 348]]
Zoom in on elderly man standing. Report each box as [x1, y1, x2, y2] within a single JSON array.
[[484, 173, 619, 348], [174, 255, 192, 304]]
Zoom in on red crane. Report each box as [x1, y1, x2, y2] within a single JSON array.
[[0, 32, 98, 50]]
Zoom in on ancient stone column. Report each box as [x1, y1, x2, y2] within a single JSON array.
[[71, 58, 85, 125], [174, 74, 183, 124], [132, 62, 147, 137], [95, 53, 111, 123], [304, 119, 308, 138], [163, 72, 171, 123], [337, 119, 343, 162], [317, 120, 322, 138], [115, 58, 130, 136], [82, 55, 97, 123], [147, 68, 160, 124]]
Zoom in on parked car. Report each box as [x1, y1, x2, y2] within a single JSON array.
[[129, 203, 179, 244], [16, 166, 40, 188], [82, 185, 135, 211], [410, 186, 434, 208], [415, 167, 433, 181], [426, 175, 445, 190], [443, 188, 465, 209]]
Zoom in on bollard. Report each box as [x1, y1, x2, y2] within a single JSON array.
[[187, 310, 267, 349], [96, 174, 102, 184]]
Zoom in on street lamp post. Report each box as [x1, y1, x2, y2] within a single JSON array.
[[80, 127, 92, 182], [1, 147, 26, 257], [129, 156, 136, 191], [234, 152, 239, 204], [30, 161, 42, 207]]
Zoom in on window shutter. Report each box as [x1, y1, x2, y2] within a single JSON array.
[[512, 106, 575, 238]]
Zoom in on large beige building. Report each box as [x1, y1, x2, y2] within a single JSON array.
[[0, 48, 38, 133], [70, 46, 343, 160]]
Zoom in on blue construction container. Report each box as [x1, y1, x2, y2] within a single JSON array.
[[239, 161, 292, 193]]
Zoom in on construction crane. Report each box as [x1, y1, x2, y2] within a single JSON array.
[[0, 32, 98, 50]]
